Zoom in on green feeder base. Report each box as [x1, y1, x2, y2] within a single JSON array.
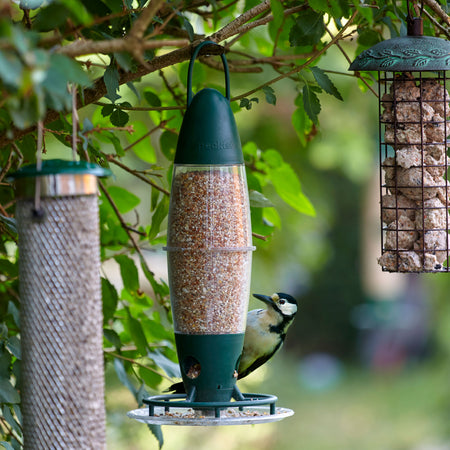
[[174, 333, 245, 403]]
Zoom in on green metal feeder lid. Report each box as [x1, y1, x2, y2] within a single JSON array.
[[349, 35, 450, 72], [174, 40, 243, 165], [11, 159, 112, 179]]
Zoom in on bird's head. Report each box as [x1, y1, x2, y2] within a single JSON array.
[[253, 292, 298, 319]]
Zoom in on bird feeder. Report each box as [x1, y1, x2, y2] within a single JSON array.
[[12, 159, 110, 448], [128, 41, 293, 425], [350, 3, 450, 272]]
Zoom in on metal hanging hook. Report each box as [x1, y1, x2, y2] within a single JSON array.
[[407, 0, 424, 19], [406, 0, 424, 36]]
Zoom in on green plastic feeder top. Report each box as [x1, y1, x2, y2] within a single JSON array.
[[175, 41, 243, 165]]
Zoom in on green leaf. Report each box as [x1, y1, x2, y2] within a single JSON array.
[[1, 441, 15, 450], [101, 277, 118, 324], [49, 53, 91, 87], [302, 85, 321, 124], [103, 328, 122, 349], [263, 149, 315, 216], [107, 186, 140, 214], [289, 10, 325, 46], [357, 28, 382, 47], [148, 196, 169, 242], [270, 0, 285, 30], [129, 121, 156, 163], [110, 109, 129, 127], [262, 86, 276, 105], [181, 15, 195, 42], [114, 254, 139, 293], [249, 190, 275, 208], [113, 358, 137, 396], [179, 60, 205, 89], [104, 65, 121, 102], [6, 337, 20, 360], [0, 51, 22, 88], [2, 405, 21, 437], [291, 106, 312, 147], [7, 302, 20, 328], [0, 377, 20, 404], [148, 349, 180, 379], [0, 215, 16, 235], [33, 4, 73, 31], [160, 131, 177, 161], [310, 66, 343, 101], [114, 52, 134, 72], [148, 424, 164, 450], [126, 308, 148, 356], [0, 350, 11, 379], [101, 104, 114, 117], [143, 89, 161, 107]]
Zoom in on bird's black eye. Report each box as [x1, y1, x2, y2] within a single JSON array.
[[279, 299, 286, 305]]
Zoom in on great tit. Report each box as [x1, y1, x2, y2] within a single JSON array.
[[168, 292, 298, 393]]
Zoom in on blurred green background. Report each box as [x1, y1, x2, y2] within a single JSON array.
[[102, 44, 450, 450]]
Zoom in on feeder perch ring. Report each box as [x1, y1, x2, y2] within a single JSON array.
[[127, 393, 294, 426]]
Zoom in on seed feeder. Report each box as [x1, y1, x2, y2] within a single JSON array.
[[350, 1, 450, 272], [127, 41, 294, 425], [12, 159, 110, 448]]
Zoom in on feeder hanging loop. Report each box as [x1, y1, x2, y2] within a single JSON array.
[[187, 40, 230, 106]]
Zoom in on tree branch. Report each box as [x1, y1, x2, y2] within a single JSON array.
[[0, 0, 313, 148], [423, 0, 450, 27], [232, 10, 358, 102]]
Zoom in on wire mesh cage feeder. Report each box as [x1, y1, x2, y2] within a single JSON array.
[[127, 41, 294, 426], [12, 159, 110, 449], [350, 3, 450, 273]]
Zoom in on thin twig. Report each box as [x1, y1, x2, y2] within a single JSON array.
[[98, 180, 146, 256], [232, 10, 359, 102], [106, 352, 174, 383], [106, 156, 170, 196], [325, 24, 378, 97]]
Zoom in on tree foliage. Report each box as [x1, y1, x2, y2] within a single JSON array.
[[0, 0, 449, 447]]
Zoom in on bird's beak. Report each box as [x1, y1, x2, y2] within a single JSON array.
[[253, 294, 276, 307]]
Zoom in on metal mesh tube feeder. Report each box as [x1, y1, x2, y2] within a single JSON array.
[[350, 3, 450, 273], [12, 159, 110, 449], [127, 41, 294, 426]]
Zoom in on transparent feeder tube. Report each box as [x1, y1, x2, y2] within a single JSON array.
[[166, 165, 254, 335]]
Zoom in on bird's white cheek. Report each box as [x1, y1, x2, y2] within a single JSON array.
[[280, 303, 297, 316]]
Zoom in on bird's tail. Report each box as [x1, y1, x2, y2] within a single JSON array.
[[165, 381, 185, 394]]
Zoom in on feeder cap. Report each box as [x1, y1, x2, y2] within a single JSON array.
[[349, 35, 450, 72], [11, 159, 112, 179], [174, 88, 244, 165]]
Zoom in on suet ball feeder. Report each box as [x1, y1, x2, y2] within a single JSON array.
[[350, 2, 450, 272]]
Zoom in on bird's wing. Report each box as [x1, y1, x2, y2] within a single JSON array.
[[237, 341, 282, 380]]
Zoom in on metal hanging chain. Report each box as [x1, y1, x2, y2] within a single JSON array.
[[33, 120, 44, 216], [72, 84, 78, 161]]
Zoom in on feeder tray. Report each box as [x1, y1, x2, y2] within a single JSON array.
[[127, 393, 294, 426]]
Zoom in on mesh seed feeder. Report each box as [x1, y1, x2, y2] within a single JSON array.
[[128, 41, 294, 425], [12, 159, 110, 448], [350, 2, 450, 272]]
